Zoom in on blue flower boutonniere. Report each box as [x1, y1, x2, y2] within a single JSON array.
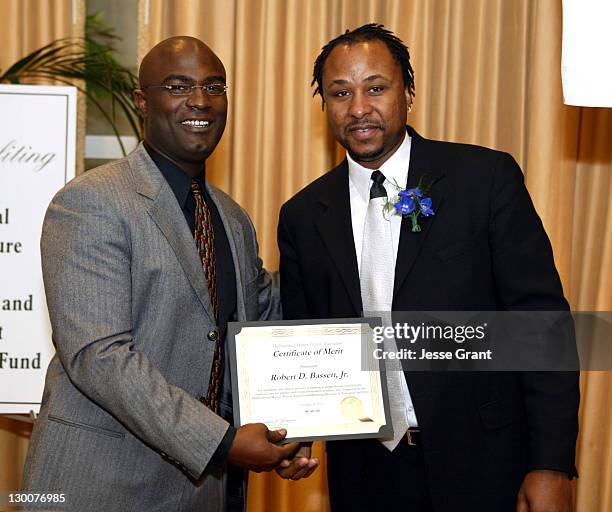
[[382, 176, 435, 232]]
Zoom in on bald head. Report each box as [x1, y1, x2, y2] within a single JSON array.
[[134, 36, 228, 177], [139, 36, 225, 86]]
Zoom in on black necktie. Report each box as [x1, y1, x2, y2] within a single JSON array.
[[370, 170, 387, 199]]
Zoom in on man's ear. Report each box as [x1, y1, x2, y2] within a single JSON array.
[[134, 89, 147, 118], [405, 88, 413, 113]]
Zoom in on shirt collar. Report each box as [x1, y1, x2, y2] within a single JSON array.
[[347, 131, 411, 202], [144, 142, 206, 208]]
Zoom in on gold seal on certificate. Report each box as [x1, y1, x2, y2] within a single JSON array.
[[228, 318, 392, 442]]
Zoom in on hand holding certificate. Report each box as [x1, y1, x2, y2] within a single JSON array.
[[225, 423, 301, 472], [228, 318, 392, 442]]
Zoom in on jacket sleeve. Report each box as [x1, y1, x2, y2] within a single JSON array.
[[488, 152, 579, 477], [240, 208, 282, 321], [278, 203, 312, 320], [41, 179, 229, 479]]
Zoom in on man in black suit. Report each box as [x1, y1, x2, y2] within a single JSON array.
[[277, 24, 579, 512]]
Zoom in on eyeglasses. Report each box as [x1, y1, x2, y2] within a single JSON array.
[[142, 83, 228, 97]]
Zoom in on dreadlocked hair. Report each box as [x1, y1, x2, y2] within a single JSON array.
[[311, 23, 415, 109]]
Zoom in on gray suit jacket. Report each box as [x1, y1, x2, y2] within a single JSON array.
[[22, 144, 280, 511]]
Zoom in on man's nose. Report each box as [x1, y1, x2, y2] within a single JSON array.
[[185, 86, 212, 108], [348, 91, 372, 118]]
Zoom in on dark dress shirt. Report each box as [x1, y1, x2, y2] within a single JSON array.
[[144, 143, 237, 467]]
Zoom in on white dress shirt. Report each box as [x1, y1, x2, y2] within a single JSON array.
[[349, 133, 411, 273], [347, 132, 419, 428]]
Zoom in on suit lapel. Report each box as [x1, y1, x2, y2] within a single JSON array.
[[394, 128, 446, 300], [206, 185, 247, 321], [316, 162, 362, 314], [128, 145, 216, 325]]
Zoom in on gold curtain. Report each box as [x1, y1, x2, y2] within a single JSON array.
[[0, 0, 85, 491], [141, 1, 611, 511]]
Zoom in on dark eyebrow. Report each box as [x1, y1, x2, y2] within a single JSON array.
[[327, 74, 390, 87], [363, 74, 390, 82], [162, 74, 226, 84], [162, 74, 194, 83], [206, 75, 227, 84]]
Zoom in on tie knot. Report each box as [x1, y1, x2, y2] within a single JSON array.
[[370, 170, 387, 199], [191, 180, 203, 196], [371, 170, 386, 185]]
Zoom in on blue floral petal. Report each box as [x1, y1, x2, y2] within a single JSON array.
[[394, 196, 415, 215], [405, 187, 423, 198], [418, 197, 435, 216]]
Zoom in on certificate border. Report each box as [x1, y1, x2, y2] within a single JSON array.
[[227, 317, 394, 443]]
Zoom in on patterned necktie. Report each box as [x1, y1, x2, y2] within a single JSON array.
[[191, 180, 222, 412], [360, 170, 411, 451]]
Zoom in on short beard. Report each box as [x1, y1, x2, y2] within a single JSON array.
[[346, 145, 385, 163]]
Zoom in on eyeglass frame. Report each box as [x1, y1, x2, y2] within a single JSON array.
[[140, 83, 228, 97]]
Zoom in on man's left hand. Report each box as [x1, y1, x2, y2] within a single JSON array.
[[516, 470, 572, 512], [276, 443, 319, 480]]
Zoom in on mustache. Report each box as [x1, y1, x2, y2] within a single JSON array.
[[346, 121, 384, 131]]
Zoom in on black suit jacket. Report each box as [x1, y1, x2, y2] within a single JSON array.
[[278, 127, 579, 511]]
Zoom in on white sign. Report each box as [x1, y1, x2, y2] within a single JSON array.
[[562, 0, 612, 107], [0, 84, 76, 413]]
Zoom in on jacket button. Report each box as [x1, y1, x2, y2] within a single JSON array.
[[207, 330, 218, 342]]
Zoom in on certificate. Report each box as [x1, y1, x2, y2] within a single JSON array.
[[227, 318, 393, 442]]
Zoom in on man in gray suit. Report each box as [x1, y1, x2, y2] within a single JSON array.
[[22, 36, 312, 511]]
